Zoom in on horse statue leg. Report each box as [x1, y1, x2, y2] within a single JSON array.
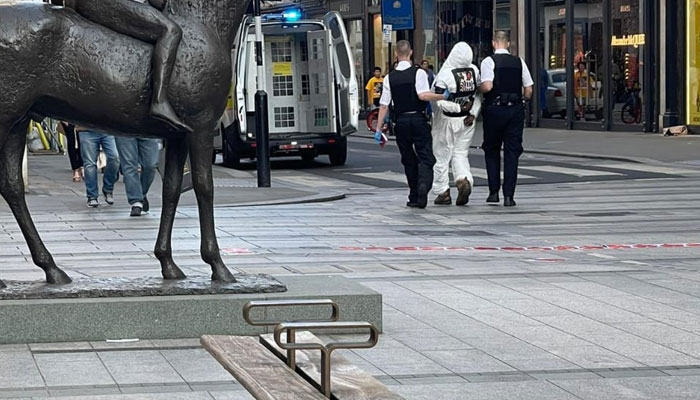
[[154, 137, 188, 280], [0, 119, 72, 285], [188, 132, 236, 282]]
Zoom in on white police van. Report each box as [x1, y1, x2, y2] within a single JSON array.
[[214, 10, 359, 167]]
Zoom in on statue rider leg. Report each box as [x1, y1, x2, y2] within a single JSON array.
[[65, 0, 193, 133]]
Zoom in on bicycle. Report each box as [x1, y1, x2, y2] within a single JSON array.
[[620, 83, 642, 125]]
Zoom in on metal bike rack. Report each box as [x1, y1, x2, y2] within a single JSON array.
[[274, 321, 380, 398], [242, 299, 339, 369]]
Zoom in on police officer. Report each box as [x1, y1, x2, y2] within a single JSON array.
[[375, 40, 448, 208], [479, 31, 534, 207]]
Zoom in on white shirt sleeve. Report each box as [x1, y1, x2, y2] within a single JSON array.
[[521, 58, 534, 87], [415, 69, 431, 95], [379, 75, 392, 106], [480, 57, 495, 83]]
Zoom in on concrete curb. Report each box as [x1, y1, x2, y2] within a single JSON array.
[[217, 191, 346, 208]]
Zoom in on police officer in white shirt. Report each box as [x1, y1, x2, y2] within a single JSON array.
[[479, 31, 534, 207], [375, 40, 449, 208]]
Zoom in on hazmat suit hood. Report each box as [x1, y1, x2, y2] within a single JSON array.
[[436, 42, 474, 83]]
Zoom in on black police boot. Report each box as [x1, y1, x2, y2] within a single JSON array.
[[416, 184, 429, 209], [487, 191, 500, 203], [504, 196, 517, 207]]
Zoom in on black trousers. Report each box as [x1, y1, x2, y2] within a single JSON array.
[[482, 104, 525, 197], [395, 113, 436, 202], [62, 123, 84, 171]]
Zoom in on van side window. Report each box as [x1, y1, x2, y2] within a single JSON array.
[[329, 19, 351, 78]]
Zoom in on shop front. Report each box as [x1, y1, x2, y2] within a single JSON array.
[[528, 0, 659, 132]]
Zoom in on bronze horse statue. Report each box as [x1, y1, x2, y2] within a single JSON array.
[[0, 0, 250, 288]]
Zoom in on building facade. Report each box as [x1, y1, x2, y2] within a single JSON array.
[[293, 0, 692, 134]]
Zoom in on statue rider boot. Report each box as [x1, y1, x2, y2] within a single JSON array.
[[151, 64, 193, 133], [434, 190, 452, 205], [148, 11, 193, 133]]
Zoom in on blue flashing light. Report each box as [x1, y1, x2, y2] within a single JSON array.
[[282, 9, 302, 22]]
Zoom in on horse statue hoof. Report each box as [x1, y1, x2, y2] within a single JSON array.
[[212, 266, 236, 283], [46, 268, 73, 285]]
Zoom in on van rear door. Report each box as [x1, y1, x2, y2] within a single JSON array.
[[306, 30, 336, 134], [323, 12, 359, 134]]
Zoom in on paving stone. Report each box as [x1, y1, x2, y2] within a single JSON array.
[[390, 380, 582, 400], [554, 375, 700, 400], [545, 345, 643, 369], [29, 342, 92, 352], [98, 350, 184, 385], [160, 349, 235, 383], [610, 322, 700, 344], [529, 371, 600, 381], [209, 392, 256, 400], [34, 352, 115, 387], [0, 351, 45, 389], [422, 349, 515, 374]]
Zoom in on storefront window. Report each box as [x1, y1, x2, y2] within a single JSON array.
[[422, 0, 437, 67], [437, 0, 492, 68], [538, 0, 567, 120], [611, 0, 645, 126], [688, 0, 700, 125], [372, 14, 396, 75], [572, 0, 604, 122]]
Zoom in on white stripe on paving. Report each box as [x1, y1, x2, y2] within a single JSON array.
[[591, 162, 700, 175], [352, 171, 408, 183], [519, 165, 623, 177], [470, 168, 539, 180]]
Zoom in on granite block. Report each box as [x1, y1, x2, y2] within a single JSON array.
[[0, 275, 381, 343]]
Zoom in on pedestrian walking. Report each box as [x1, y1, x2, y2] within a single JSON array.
[[58, 122, 84, 182], [375, 40, 449, 208], [479, 31, 533, 207], [115, 137, 160, 216], [431, 42, 482, 206], [78, 129, 120, 207]]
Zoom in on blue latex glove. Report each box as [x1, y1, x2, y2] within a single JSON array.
[[442, 88, 451, 99], [374, 130, 383, 144], [375, 130, 388, 147]]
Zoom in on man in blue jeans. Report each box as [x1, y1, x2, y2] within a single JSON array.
[[78, 130, 120, 208], [115, 138, 160, 217]]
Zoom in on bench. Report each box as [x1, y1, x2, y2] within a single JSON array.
[[202, 299, 404, 400], [202, 335, 326, 400], [261, 330, 403, 400]]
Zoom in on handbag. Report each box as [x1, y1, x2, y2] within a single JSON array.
[[158, 148, 194, 193]]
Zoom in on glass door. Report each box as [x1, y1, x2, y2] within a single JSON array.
[[610, 0, 645, 128], [571, 0, 605, 127], [536, 0, 568, 126]]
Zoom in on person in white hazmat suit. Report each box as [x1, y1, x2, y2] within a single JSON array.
[[431, 42, 482, 206]]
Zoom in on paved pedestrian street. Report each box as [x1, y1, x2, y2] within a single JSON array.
[[2, 154, 700, 399]]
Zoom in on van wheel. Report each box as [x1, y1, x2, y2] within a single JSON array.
[[222, 127, 242, 169], [328, 137, 347, 166]]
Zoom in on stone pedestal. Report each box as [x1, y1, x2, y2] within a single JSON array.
[[0, 275, 381, 344]]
